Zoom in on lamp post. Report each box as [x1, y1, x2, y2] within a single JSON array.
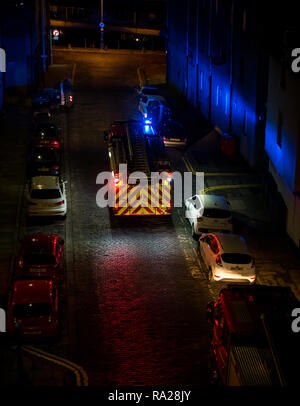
[[100, 0, 104, 49]]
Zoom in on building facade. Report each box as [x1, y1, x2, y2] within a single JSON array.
[[167, 0, 269, 168], [265, 52, 300, 247]]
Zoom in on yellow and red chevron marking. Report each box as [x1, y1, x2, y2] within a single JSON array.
[[114, 182, 172, 216]]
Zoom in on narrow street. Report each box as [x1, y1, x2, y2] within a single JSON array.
[[29, 49, 211, 385]]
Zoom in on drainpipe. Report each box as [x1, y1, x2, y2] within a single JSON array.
[[228, 0, 235, 133]]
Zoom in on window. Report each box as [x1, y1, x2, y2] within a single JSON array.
[[239, 58, 245, 84], [31, 189, 61, 199], [200, 71, 204, 91], [277, 110, 283, 148]]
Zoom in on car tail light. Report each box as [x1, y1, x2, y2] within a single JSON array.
[[18, 259, 23, 268], [53, 166, 59, 170], [55, 200, 65, 206], [216, 254, 222, 266], [69, 95, 73, 102], [162, 137, 167, 141], [214, 275, 221, 279]]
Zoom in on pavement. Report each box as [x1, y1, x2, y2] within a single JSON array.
[[139, 63, 300, 301]]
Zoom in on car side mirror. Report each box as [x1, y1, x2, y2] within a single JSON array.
[[206, 301, 215, 323], [103, 131, 109, 141]]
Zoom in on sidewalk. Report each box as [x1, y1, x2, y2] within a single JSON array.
[[139, 65, 300, 301], [0, 63, 80, 385]]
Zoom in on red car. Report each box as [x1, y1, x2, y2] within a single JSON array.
[[7, 280, 59, 338], [15, 234, 64, 282], [32, 123, 61, 149]]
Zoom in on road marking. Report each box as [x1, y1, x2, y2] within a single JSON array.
[[199, 184, 260, 194], [22, 345, 88, 386], [71, 63, 77, 85]]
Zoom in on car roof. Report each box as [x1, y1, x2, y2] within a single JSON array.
[[21, 234, 58, 253], [213, 233, 249, 254], [31, 176, 59, 189], [202, 195, 230, 210], [13, 280, 53, 304]]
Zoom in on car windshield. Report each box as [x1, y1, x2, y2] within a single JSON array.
[[203, 208, 230, 218], [13, 303, 52, 318], [31, 189, 61, 199], [142, 88, 160, 95], [31, 148, 59, 163], [221, 253, 252, 264], [23, 253, 56, 265]]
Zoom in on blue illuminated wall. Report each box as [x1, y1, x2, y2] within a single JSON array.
[[167, 0, 269, 168]]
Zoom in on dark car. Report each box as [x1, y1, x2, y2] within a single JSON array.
[[27, 146, 62, 177], [32, 123, 62, 149], [15, 234, 64, 282]]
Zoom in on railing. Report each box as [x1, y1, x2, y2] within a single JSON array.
[[49, 5, 165, 29]]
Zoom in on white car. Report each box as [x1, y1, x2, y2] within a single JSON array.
[[198, 233, 256, 283], [138, 93, 167, 118], [185, 194, 233, 236], [26, 175, 67, 217]]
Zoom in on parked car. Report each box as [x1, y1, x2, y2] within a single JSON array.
[[159, 120, 187, 148], [32, 122, 62, 149], [25, 175, 67, 217], [185, 194, 233, 236], [198, 233, 256, 283], [27, 146, 62, 177], [15, 234, 64, 282], [7, 279, 59, 338]]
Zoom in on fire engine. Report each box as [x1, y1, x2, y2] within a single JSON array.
[[104, 120, 172, 216], [206, 285, 300, 386]]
